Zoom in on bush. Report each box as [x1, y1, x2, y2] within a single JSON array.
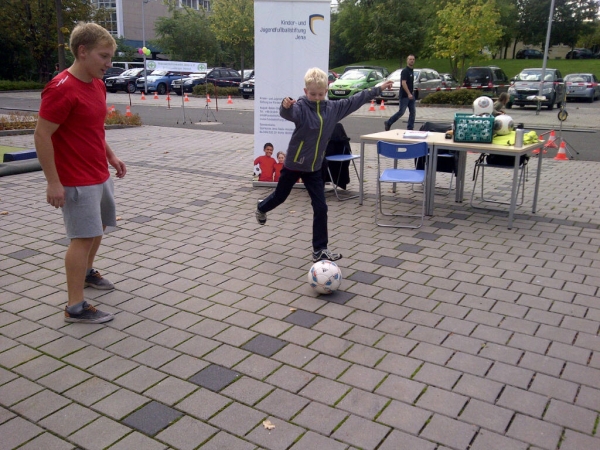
[[420, 89, 486, 106], [104, 110, 142, 126], [192, 83, 239, 98], [0, 110, 141, 131], [0, 80, 45, 91]]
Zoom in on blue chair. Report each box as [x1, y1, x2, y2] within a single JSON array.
[[376, 141, 428, 228], [324, 123, 360, 201]]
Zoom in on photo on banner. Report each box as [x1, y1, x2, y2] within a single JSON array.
[[253, 0, 331, 186]]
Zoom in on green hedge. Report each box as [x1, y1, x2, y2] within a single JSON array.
[[192, 83, 240, 97], [0, 80, 45, 91], [420, 89, 486, 106]]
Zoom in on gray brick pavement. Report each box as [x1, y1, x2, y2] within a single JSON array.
[[1, 125, 600, 449]]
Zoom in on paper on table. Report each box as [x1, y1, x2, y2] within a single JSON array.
[[403, 130, 429, 139]]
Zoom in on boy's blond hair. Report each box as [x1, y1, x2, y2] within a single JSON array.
[[304, 68, 328, 89], [70, 22, 117, 59]]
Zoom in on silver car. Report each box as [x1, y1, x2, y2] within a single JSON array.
[[564, 73, 600, 102], [375, 68, 443, 103]]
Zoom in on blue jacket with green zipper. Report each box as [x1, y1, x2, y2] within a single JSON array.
[[279, 86, 384, 173]]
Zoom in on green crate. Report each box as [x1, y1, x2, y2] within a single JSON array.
[[453, 113, 494, 143]]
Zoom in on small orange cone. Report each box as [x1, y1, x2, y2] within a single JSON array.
[[227, 95, 233, 104], [368, 100, 375, 112], [206, 93, 211, 103], [166, 93, 171, 101], [153, 92, 159, 100], [107, 105, 115, 115], [544, 130, 558, 149], [140, 92, 146, 100], [184, 93, 190, 102], [553, 141, 569, 160], [125, 105, 132, 117], [379, 100, 385, 110]]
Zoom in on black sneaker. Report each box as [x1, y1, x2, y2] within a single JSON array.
[[64, 301, 114, 324], [84, 269, 115, 290], [255, 200, 267, 225], [313, 249, 342, 262], [384, 121, 391, 132]]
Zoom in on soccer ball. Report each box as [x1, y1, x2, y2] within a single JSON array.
[[253, 164, 261, 178], [307, 260, 342, 294], [473, 96, 493, 115], [494, 114, 514, 135]]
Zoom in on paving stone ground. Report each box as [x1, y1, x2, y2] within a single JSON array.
[[1, 121, 599, 450]]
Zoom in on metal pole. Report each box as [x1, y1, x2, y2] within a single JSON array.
[[537, 0, 556, 115], [142, 0, 148, 94]]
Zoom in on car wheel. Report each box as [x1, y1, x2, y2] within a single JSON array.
[[126, 82, 136, 94], [547, 94, 555, 110], [157, 84, 167, 95], [506, 102, 512, 109], [243, 95, 249, 99], [176, 91, 182, 96], [108, 90, 117, 93], [414, 89, 419, 100]]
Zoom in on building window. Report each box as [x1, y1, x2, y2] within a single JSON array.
[[93, 1, 118, 36], [180, 0, 199, 10]]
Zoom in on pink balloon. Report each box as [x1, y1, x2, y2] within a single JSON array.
[[138, 48, 143, 54]]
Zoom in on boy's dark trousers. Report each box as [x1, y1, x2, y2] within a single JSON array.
[[258, 167, 328, 252]]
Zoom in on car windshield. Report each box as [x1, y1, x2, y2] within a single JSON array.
[[517, 70, 554, 81], [121, 69, 142, 77], [565, 74, 591, 82], [150, 70, 167, 76], [340, 70, 369, 80], [413, 70, 421, 80], [387, 70, 402, 82]]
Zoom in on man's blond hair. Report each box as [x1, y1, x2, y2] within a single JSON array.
[[304, 67, 328, 89], [70, 22, 117, 59]]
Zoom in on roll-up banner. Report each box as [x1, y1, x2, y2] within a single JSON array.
[[253, 0, 331, 185]]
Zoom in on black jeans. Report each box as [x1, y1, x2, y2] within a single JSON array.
[[258, 167, 328, 252]]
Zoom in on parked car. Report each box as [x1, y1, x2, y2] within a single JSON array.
[[328, 70, 339, 85], [103, 67, 124, 82], [328, 68, 385, 100], [242, 69, 254, 80], [199, 68, 242, 87], [462, 66, 511, 96], [508, 68, 565, 109], [565, 48, 595, 59], [342, 65, 389, 78], [171, 72, 208, 95], [412, 68, 443, 99], [375, 68, 402, 102], [564, 73, 600, 102], [439, 73, 459, 89], [238, 76, 255, 99], [516, 49, 544, 59], [136, 70, 191, 94], [105, 68, 145, 93]]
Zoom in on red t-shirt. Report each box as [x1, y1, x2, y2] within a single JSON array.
[[254, 155, 276, 182], [39, 72, 109, 187], [273, 163, 283, 182]]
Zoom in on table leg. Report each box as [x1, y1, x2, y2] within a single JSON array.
[[426, 145, 438, 216], [532, 147, 543, 214], [359, 142, 365, 205], [455, 151, 467, 203], [507, 155, 520, 229]]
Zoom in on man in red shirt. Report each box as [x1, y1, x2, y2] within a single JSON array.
[[34, 22, 126, 324]]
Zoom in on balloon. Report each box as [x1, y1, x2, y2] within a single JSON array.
[[138, 48, 143, 54], [144, 48, 151, 56]]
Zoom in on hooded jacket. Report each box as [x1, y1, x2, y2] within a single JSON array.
[[280, 86, 384, 172]]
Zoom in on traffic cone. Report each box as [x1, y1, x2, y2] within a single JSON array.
[[125, 105, 132, 117], [553, 141, 569, 160], [166, 93, 171, 101], [368, 100, 375, 112], [140, 92, 146, 100], [206, 93, 211, 103], [153, 92, 159, 100], [227, 95, 233, 104], [379, 100, 385, 110], [108, 105, 115, 115], [184, 93, 190, 102], [544, 130, 558, 149]]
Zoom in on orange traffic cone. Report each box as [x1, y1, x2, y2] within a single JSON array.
[[154, 92, 159, 100], [107, 105, 115, 115], [125, 105, 132, 117], [544, 130, 558, 149], [227, 95, 233, 104], [368, 100, 376, 112], [206, 93, 211, 103], [140, 92, 146, 100], [553, 141, 569, 160], [184, 93, 190, 102], [379, 100, 385, 110], [166, 93, 171, 101]]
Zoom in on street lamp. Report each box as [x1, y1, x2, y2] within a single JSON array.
[[142, 0, 150, 93]]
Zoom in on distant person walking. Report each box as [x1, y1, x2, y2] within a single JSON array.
[[384, 55, 416, 131], [34, 22, 126, 324]]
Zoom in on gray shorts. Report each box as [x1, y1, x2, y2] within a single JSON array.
[[62, 178, 117, 239]]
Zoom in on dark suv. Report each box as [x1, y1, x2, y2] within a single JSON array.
[[462, 66, 510, 96], [200, 68, 242, 87], [508, 68, 564, 110], [516, 49, 543, 59]]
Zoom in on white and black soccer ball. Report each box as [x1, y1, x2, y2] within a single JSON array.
[[307, 260, 342, 294], [494, 114, 514, 136], [473, 96, 493, 115], [253, 164, 261, 178]]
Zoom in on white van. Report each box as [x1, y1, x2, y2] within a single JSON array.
[[112, 61, 145, 71]]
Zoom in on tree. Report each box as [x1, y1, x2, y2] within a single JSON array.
[[431, 0, 503, 79], [209, 0, 253, 76]]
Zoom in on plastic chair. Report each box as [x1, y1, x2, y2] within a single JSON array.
[[469, 153, 529, 209], [376, 140, 428, 228], [324, 123, 360, 201], [414, 122, 457, 195]]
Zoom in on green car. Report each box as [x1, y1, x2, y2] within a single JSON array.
[[328, 69, 385, 100]]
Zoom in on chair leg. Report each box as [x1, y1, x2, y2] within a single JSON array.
[[470, 163, 527, 209], [327, 159, 359, 201]]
